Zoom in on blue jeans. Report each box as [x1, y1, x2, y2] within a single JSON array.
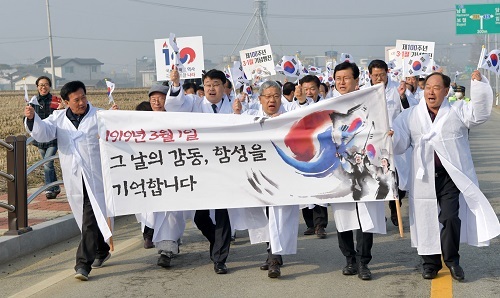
[[38, 145, 60, 193]]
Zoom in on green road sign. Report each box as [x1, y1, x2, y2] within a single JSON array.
[[456, 4, 500, 34]]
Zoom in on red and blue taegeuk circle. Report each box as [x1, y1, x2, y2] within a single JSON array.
[[490, 53, 498, 67], [412, 61, 422, 71], [283, 61, 296, 74]]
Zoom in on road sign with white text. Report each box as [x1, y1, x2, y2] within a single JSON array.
[[456, 4, 500, 34]]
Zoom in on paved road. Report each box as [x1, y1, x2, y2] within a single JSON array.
[[1, 108, 500, 298]]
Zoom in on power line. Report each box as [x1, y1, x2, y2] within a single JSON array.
[[0, 38, 47, 45], [127, 0, 453, 19], [50, 35, 476, 48]]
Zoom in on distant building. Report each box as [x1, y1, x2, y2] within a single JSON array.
[[11, 69, 61, 91], [34, 56, 105, 87]]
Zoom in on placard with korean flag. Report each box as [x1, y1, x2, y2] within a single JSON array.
[[395, 40, 434, 75], [154, 36, 204, 81], [239, 44, 276, 81]]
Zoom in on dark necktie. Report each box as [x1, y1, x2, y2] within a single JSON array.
[[211, 103, 218, 113]]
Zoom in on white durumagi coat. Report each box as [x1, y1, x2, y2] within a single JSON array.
[[329, 88, 387, 234], [25, 103, 112, 241], [392, 75, 500, 255], [243, 107, 300, 255]]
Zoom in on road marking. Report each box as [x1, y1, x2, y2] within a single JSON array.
[[430, 261, 452, 298], [9, 237, 141, 298]]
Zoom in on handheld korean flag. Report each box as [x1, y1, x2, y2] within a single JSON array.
[[231, 61, 249, 86], [478, 48, 500, 75], [169, 33, 185, 72], [403, 53, 432, 77], [340, 53, 354, 63], [242, 82, 253, 97], [276, 56, 301, 78], [23, 78, 29, 103], [308, 65, 321, 73], [105, 79, 115, 105], [387, 59, 397, 70]]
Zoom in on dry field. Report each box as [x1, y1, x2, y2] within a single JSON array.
[[0, 88, 148, 193]]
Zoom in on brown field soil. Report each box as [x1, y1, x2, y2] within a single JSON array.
[[0, 88, 149, 193]]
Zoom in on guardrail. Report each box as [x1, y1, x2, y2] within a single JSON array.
[[0, 135, 63, 235]]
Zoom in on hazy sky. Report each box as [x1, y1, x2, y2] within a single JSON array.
[[1, 0, 497, 74]]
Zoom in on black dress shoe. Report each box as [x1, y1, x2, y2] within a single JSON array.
[[157, 252, 172, 268], [449, 265, 465, 281], [268, 261, 281, 278], [358, 263, 372, 280], [214, 262, 228, 274], [315, 226, 327, 239], [422, 268, 439, 279], [342, 263, 358, 275], [303, 227, 315, 235], [260, 261, 269, 270]]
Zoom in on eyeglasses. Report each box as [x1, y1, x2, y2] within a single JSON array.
[[335, 77, 354, 83], [204, 83, 222, 89], [150, 97, 165, 103], [38, 83, 50, 87], [261, 94, 280, 100], [370, 73, 387, 79]]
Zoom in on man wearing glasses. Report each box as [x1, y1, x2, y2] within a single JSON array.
[[330, 61, 387, 280], [293, 75, 330, 239], [163, 69, 235, 275]]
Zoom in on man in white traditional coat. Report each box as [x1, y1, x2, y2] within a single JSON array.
[[232, 80, 300, 278], [404, 75, 424, 103], [136, 70, 194, 268], [330, 61, 387, 280], [163, 69, 239, 275], [392, 70, 500, 281], [293, 75, 329, 238], [24, 81, 114, 281]]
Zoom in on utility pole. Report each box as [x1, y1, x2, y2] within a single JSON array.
[[254, 0, 268, 46], [45, 0, 56, 88]]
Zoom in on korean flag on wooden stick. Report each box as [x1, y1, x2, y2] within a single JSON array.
[[169, 33, 185, 72], [276, 56, 302, 78], [105, 79, 115, 105], [340, 53, 354, 63], [478, 47, 500, 75], [23, 78, 39, 105]]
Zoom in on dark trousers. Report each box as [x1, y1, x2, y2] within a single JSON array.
[[266, 243, 283, 265], [75, 182, 110, 272], [422, 170, 461, 270], [302, 205, 328, 229], [337, 204, 373, 265], [194, 209, 231, 264], [143, 225, 154, 240]]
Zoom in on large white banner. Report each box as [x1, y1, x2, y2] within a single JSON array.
[[239, 44, 276, 81], [154, 36, 204, 81], [98, 84, 397, 216]]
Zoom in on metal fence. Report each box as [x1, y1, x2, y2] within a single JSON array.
[[0, 135, 63, 235]]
